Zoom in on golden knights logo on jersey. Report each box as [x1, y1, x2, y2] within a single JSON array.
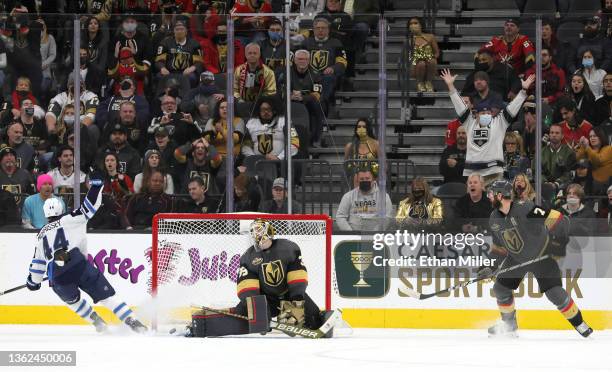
[[472, 128, 489, 147], [169, 48, 191, 71], [501, 227, 524, 254], [408, 201, 428, 219], [310, 50, 330, 72], [262, 260, 285, 287], [189, 171, 210, 191], [257, 134, 273, 155], [2, 184, 22, 204]]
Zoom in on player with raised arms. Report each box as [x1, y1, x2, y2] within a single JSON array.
[[25, 178, 148, 334], [483, 179, 592, 337], [185, 218, 336, 337]]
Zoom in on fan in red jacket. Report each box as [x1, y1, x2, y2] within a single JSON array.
[[200, 23, 246, 74], [481, 18, 535, 76], [190, 4, 221, 43], [524, 47, 566, 105], [231, 0, 273, 37]]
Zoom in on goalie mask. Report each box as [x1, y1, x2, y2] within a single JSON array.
[[250, 219, 275, 251]]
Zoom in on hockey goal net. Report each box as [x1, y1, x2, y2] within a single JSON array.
[[149, 213, 332, 329]]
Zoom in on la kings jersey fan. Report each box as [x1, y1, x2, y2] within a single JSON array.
[[442, 69, 534, 181], [185, 219, 332, 338], [26, 180, 147, 334], [483, 180, 593, 338]]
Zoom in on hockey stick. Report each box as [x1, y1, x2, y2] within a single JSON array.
[[193, 305, 341, 339], [403, 255, 550, 300], [0, 277, 49, 297]]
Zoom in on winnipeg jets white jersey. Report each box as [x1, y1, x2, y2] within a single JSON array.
[[27, 186, 103, 285], [450, 90, 527, 177]]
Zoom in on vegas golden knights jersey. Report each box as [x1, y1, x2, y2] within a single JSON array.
[[155, 38, 203, 73], [302, 37, 347, 74], [489, 201, 567, 263], [236, 239, 308, 301]]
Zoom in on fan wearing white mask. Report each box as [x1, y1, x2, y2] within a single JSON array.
[[441, 69, 535, 187]]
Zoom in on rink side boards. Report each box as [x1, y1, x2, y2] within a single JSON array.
[[1, 233, 612, 330]]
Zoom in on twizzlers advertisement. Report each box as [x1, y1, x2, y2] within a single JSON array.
[[0, 233, 245, 306]]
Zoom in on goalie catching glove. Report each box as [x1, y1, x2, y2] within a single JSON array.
[[278, 300, 305, 326]]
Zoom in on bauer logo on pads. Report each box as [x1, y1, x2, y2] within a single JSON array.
[[334, 240, 389, 298]]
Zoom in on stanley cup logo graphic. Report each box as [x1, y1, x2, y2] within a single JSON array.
[[350, 252, 373, 287]]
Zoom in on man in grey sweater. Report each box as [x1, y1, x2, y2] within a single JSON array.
[[335, 169, 393, 231]]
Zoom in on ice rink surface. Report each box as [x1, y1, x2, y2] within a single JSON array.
[[1, 325, 611, 372]]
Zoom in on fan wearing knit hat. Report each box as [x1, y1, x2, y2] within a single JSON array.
[[132, 149, 175, 194], [21, 174, 66, 229]]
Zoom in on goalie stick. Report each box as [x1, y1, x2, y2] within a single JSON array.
[[403, 255, 550, 300], [0, 277, 49, 297], [188, 304, 342, 339]]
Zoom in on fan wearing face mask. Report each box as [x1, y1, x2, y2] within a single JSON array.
[[560, 183, 596, 235], [396, 177, 443, 229], [571, 17, 612, 74], [574, 49, 607, 99], [259, 18, 287, 79], [441, 68, 535, 187], [335, 168, 393, 232]]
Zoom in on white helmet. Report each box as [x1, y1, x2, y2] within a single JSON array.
[[43, 198, 64, 219]]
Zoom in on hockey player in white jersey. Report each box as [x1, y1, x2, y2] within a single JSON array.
[[26, 179, 147, 333], [440, 69, 535, 184]]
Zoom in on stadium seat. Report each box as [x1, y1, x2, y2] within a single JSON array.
[[523, 0, 557, 19], [214, 73, 227, 90], [556, 21, 584, 45], [520, 20, 537, 39], [567, 0, 601, 14], [434, 182, 467, 197]]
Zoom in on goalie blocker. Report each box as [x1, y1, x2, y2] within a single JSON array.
[[185, 219, 334, 337]]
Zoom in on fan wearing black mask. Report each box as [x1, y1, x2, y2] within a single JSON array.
[[201, 22, 246, 74], [396, 177, 443, 229]]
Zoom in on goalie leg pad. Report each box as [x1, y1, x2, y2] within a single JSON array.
[[191, 308, 249, 337], [246, 295, 270, 334]]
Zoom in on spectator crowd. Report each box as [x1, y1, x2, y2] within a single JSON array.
[[0, 1, 610, 234]]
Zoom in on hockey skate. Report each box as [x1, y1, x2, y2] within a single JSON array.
[[170, 325, 193, 337], [125, 317, 148, 334], [487, 318, 518, 338], [574, 322, 593, 338], [90, 312, 108, 333]]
